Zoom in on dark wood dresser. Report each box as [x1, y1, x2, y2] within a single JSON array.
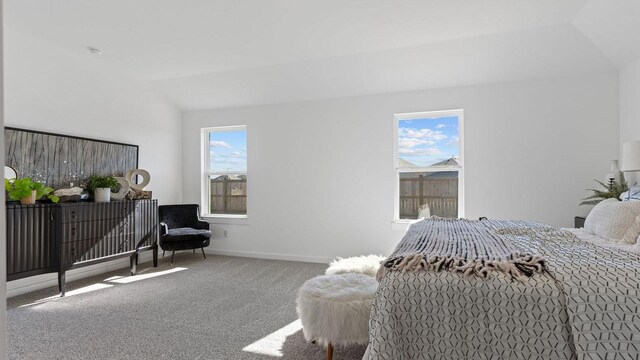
[[6, 199, 158, 296]]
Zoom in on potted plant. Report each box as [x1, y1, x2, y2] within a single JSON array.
[[86, 175, 119, 202], [580, 172, 629, 205], [5, 178, 59, 204]]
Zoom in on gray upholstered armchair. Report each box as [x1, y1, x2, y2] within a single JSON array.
[[158, 204, 212, 264]]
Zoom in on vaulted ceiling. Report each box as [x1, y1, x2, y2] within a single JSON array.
[[5, 0, 640, 110]]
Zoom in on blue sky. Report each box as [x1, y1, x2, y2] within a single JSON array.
[[209, 129, 247, 172], [398, 116, 459, 167]]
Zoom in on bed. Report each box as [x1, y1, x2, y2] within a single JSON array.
[[364, 214, 640, 360]]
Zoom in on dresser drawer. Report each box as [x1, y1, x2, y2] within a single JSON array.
[[61, 235, 135, 265], [60, 202, 135, 223], [60, 218, 132, 243]]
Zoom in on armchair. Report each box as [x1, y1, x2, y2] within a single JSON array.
[[158, 204, 212, 264]]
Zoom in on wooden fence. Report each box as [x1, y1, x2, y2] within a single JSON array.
[[399, 176, 458, 219], [210, 178, 247, 214]]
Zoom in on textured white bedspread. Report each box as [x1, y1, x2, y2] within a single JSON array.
[[365, 220, 640, 360]]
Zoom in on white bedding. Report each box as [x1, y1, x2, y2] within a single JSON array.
[[366, 221, 640, 360], [564, 227, 640, 254]]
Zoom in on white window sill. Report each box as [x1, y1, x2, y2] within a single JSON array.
[[202, 215, 249, 225], [391, 220, 415, 231]]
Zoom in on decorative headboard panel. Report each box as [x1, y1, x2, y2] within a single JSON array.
[[4, 127, 138, 189]]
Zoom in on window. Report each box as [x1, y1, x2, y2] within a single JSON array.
[[394, 110, 463, 221], [202, 126, 247, 217]]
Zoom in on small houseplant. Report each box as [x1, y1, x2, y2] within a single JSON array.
[[580, 172, 629, 205], [5, 178, 59, 204], [86, 175, 119, 203]]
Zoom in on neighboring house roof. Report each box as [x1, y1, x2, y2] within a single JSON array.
[[430, 157, 459, 167], [398, 158, 417, 168], [212, 174, 246, 181], [399, 157, 460, 179], [399, 157, 459, 169]]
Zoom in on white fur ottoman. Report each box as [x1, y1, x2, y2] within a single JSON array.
[[296, 273, 378, 360], [325, 255, 386, 277]]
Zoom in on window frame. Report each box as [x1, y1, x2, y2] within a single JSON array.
[[201, 125, 248, 220], [393, 109, 465, 223]]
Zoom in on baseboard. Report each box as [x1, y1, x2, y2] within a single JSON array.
[[205, 248, 331, 264], [6, 252, 155, 298]]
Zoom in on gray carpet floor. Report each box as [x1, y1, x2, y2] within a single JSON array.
[[7, 254, 368, 360]]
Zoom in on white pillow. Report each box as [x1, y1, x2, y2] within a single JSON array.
[[623, 186, 640, 201], [584, 198, 640, 244], [620, 190, 629, 200]]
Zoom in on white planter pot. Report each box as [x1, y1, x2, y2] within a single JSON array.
[[94, 188, 111, 202]]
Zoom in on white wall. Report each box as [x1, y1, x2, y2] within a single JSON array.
[[3, 29, 183, 296], [4, 28, 183, 204], [182, 72, 619, 261], [1, 0, 7, 355], [620, 57, 640, 185]]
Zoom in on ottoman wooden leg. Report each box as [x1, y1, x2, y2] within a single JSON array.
[[327, 342, 333, 360]]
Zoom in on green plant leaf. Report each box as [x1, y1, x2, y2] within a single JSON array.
[[5, 177, 59, 202], [579, 171, 629, 206], [593, 179, 610, 189], [7, 178, 35, 200], [580, 199, 603, 205], [86, 175, 119, 192]]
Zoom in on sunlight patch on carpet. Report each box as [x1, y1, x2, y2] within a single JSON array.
[[243, 319, 303, 357], [19, 283, 114, 308], [105, 267, 188, 284]]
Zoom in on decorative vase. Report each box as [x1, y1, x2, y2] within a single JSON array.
[[418, 203, 431, 218], [606, 160, 620, 184], [94, 188, 111, 203], [20, 190, 37, 205], [111, 177, 131, 200], [126, 169, 151, 191]]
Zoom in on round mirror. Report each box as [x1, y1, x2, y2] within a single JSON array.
[[4, 165, 17, 180]]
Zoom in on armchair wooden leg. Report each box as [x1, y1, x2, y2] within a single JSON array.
[[201, 247, 207, 259], [327, 343, 333, 360], [58, 271, 66, 297], [130, 254, 138, 276], [170, 250, 175, 265], [153, 246, 158, 267], [162, 250, 165, 258]]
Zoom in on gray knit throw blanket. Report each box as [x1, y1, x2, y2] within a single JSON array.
[[382, 218, 548, 280]]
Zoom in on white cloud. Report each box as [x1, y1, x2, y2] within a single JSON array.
[[210, 140, 232, 149], [436, 124, 446, 129], [214, 157, 244, 163], [399, 128, 447, 141], [398, 137, 435, 148], [214, 153, 246, 161], [447, 136, 459, 146], [399, 147, 443, 156], [211, 157, 247, 173], [210, 148, 247, 172]]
